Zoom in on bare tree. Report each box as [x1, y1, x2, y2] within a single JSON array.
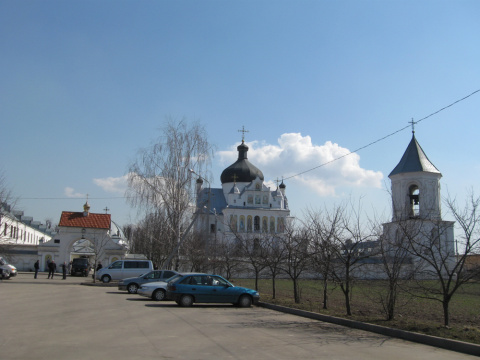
[[328, 200, 377, 316], [181, 231, 207, 272], [262, 234, 287, 299], [399, 191, 480, 326], [280, 219, 311, 304], [90, 229, 116, 283], [128, 210, 174, 268], [234, 232, 268, 291], [215, 237, 244, 280], [306, 205, 344, 309], [126, 119, 213, 269]]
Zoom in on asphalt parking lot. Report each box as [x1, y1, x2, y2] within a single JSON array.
[[1, 273, 477, 360]]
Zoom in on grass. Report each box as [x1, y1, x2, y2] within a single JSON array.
[[232, 278, 480, 345]]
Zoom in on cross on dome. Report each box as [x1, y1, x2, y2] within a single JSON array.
[[238, 125, 249, 142]]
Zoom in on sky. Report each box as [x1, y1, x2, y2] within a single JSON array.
[[1, 1, 479, 229]]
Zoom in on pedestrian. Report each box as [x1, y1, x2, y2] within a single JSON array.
[[34, 260, 39, 279], [61, 261, 67, 280], [47, 260, 56, 279], [96, 262, 102, 271]]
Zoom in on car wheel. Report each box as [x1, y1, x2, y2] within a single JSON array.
[[127, 283, 139, 294], [179, 294, 194, 307], [101, 275, 111, 283], [152, 289, 166, 301], [238, 295, 252, 308]]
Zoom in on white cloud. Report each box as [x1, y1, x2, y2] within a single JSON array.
[[217, 133, 383, 196], [93, 175, 128, 194], [64, 187, 85, 198]]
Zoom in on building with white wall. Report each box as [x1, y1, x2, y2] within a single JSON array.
[[193, 137, 291, 250]]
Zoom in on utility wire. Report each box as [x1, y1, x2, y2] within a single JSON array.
[[20, 89, 480, 199], [283, 88, 480, 182]]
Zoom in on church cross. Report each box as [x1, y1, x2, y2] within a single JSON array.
[[104, 207, 110, 214], [238, 126, 249, 142], [409, 118, 417, 133], [232, 174, 239, 183]]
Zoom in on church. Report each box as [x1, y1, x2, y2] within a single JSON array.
[[192, 135, 291, 249]]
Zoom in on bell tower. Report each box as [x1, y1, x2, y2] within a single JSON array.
[[389, 126, 442, 221]]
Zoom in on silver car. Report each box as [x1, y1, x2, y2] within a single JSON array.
[[137, 274, 183, 301], [118, 270, 179, 294]]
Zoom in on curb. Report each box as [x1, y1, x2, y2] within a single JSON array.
[[258, 302, 480, 357]]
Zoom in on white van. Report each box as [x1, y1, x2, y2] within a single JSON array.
[[96, 260, 153, 283]]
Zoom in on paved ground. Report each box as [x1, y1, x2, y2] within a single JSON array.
[[0, 273, 477, 360]]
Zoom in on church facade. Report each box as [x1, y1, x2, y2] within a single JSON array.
[[193, 138, 291, 250]]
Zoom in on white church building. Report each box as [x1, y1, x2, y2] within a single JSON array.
[[193, 136, 291, 249]]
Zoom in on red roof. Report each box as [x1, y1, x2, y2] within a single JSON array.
[[58, 212, 111, 229]]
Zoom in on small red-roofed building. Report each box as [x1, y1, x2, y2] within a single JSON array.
[[38, 201, 127, 272]]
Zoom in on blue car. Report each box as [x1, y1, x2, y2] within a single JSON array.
[[166, 273, 260, 307]]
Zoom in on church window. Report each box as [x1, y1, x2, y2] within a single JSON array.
[[277, 217, 285, 233], [247, 195, 253, 204], [255, 195, 261, 205], [4, 223, 7, 236], [263, 195, 268, 205], [230, 215, 238, 232], [262, 217, 268, 232], [270, 217, 275, 233], [210, 224, 216, 233], [239, 216, 245, 232], [254, 216, 260, 232], [255, 183, 261, 191], [247, 216, 253, 232]]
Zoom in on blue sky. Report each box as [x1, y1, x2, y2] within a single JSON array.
[[1, 1, 479, 227]]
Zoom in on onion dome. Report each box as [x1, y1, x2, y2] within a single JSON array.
[[220, 141, 264, 184], [279, 181, 286, 189]]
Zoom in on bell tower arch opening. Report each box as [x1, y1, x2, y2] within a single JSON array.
[[408, 184, 420, 218]]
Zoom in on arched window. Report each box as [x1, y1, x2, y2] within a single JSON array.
[[262, 217, 268, 232], [247, 216, 253, 232], [277, 217, 285, 233], [239, 216, 245, 232], [270, 217, 275, 233], [230, 215, 238, 232], [409, 184, 420, 217], [254, 216, 260, 232]]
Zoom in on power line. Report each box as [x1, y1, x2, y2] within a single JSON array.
[[20, 196, 128, 200], [283, 88, 480, 181]]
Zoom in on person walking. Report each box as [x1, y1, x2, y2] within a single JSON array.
[[61, 261, 67, 280], [47, 260, 56, 279], [34, 260, 39, 279]]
